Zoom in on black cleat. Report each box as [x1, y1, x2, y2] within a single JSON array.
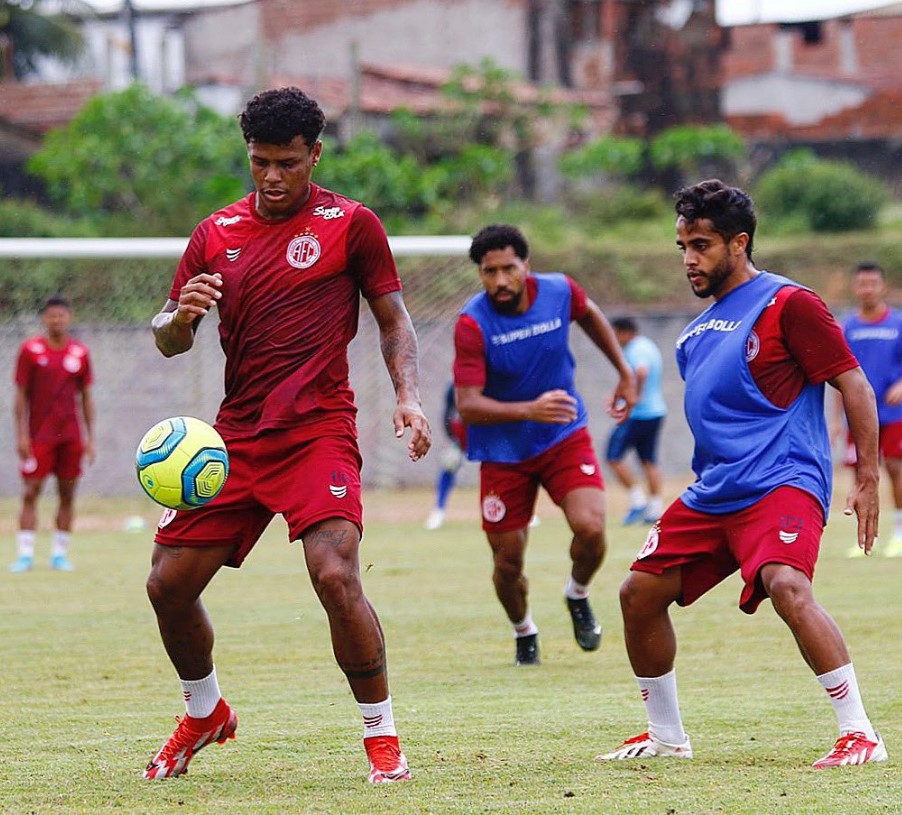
[[566, 597, 602, 651], [515, 633, 540, 666]]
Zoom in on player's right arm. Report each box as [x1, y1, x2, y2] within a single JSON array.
[[152, 273, 222, 357], [13, 383, 31, 461]]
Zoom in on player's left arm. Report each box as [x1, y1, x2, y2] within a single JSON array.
[[368, 291, 432, 461], [80, 384, 96, 466], [575, 298, 637, 422]]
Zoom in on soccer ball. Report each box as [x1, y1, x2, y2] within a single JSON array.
[[135, 416, 229, 510]]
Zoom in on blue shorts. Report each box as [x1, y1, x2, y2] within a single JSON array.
[[605, 416, 663, 463]]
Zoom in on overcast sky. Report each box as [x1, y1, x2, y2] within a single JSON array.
[[83, 0, 896, 26], [717, 0, 895, 25]]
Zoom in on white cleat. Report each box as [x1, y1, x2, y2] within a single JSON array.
[[596, 731, 693, 761]]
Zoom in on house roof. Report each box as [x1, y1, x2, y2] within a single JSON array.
[[0, 79, 103, 135], [717, 0, 901, 26]]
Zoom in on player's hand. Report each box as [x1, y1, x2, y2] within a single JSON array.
[[531, 389, 578, 424], [884, 380, 902, 406], [844, 476, 879, 555], [394, 401, 432, 461], [607, 373, 637, 424], [175, 273, 223, 325], [83, 440, 96, 466]]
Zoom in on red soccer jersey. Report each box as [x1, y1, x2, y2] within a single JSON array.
[[453, 274, 589, 388], [172, 186, 401, 438], [747, 285, 858, 408], [15, 336, 92, 443]]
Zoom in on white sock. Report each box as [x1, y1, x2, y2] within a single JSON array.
[[564, 576, 589, 600], [51, 530, 71, 558], [17, 530, 36, 559], [646, 496, 663, 518], [359, 696, 397, 738], [816, 663, 876, 741], [629, 486, 646, 509], [637, 669, 687, 745], [513, 611, 538, 638], [181, 666, 222, 719], [894, 509, 902, 539]]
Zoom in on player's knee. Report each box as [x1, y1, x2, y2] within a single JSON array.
[[311, 562, 361, 611]]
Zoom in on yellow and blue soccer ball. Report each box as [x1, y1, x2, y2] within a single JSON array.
[[135, 416, 229, 510]]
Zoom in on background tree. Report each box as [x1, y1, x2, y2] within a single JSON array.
[[0, 0, 87, 80]]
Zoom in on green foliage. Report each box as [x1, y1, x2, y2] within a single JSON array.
[[27, 84, 248, 235], [0, 197, 94, 237], [0, 0, 86, 79], [649, 123, 744, 174], [754, 150, 889, 232], [559, 135, 645, 180]]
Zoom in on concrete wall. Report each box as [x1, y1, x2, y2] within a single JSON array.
[[0, 309, 701, 500]]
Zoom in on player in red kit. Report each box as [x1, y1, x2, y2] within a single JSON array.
[[10, 295, 94, 573], [144, 87, 431, 784]]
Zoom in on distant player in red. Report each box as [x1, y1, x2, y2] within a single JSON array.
[[10, 294, 94, 573], [144, 87, 431, 784]]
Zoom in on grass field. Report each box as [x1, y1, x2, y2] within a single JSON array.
[[1, 482, 900, 815]]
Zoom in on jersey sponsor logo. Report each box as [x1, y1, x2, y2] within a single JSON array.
[[214, 214, 242, 226], [579, 462, 596, 476], [26, 340, 45, 354], [63, 354, 83, 373], [158, 508, 177, 528], [226, 248, 241, 262], [675, 318, 742, 350], [489, 317, 562, 347], [313, 205, 345, 220], [482, 492, 507, 523], [746, 330, 760, 362], [636, 522, 660, 559], [286, 233, 321, 269]]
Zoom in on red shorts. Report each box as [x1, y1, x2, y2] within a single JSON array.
[[479, 427, 604, 532], [844, 421, 902, 465], [154, 429, 363, 568], [21, 438, 84, 480], [630, 486, 824, 614]]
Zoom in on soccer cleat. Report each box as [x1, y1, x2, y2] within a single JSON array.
[[50, 554, 75, 571], [423, 508, 445, 530], [812, 731, 888, 769], [566, 596, 602, 651], [596, 731, 693, 761], [884, 537, 902, 558], [515, 633, 540, 666], [8, 555, 34, 573], [365, 735, 411, 783], [143, 698, 237, 779], [622, 506, 647, 526]]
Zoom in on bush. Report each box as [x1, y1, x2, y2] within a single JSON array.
[[754, 150, 889, 232]]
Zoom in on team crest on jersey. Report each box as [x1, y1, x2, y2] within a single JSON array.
[[63, 354, 83, 373], [286, 231, 321, 269], [636, 522, 661, 559], [746, 330, 760, 362], [482, 492, 507, 523], [158, 508, 177, 528]]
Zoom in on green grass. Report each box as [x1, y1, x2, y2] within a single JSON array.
[[0, 486, 900, 815]]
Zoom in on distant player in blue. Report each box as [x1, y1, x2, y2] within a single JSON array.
[[605, 317, 667, 525], [423, 382, 468, 530], [453, 223, 635, 666], [834, 261, 902, 557]]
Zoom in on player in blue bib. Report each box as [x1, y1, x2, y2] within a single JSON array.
[[453, 224, 635, 666], [598, 179, 886, 770]]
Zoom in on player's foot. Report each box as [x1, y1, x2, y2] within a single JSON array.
[[812, 731, 888, 769], [364, 734, 411, 783], [8, 555, 34, 573], [622, 506, 647, 526], [884, 537, 902, 558], [424, 508, 445, 530], [565, 596, 602, 651], [143, 698, 237, 779], [50, 554, 75, 571], [596, 731, 693, 761], [515, 633, 540, 666]]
